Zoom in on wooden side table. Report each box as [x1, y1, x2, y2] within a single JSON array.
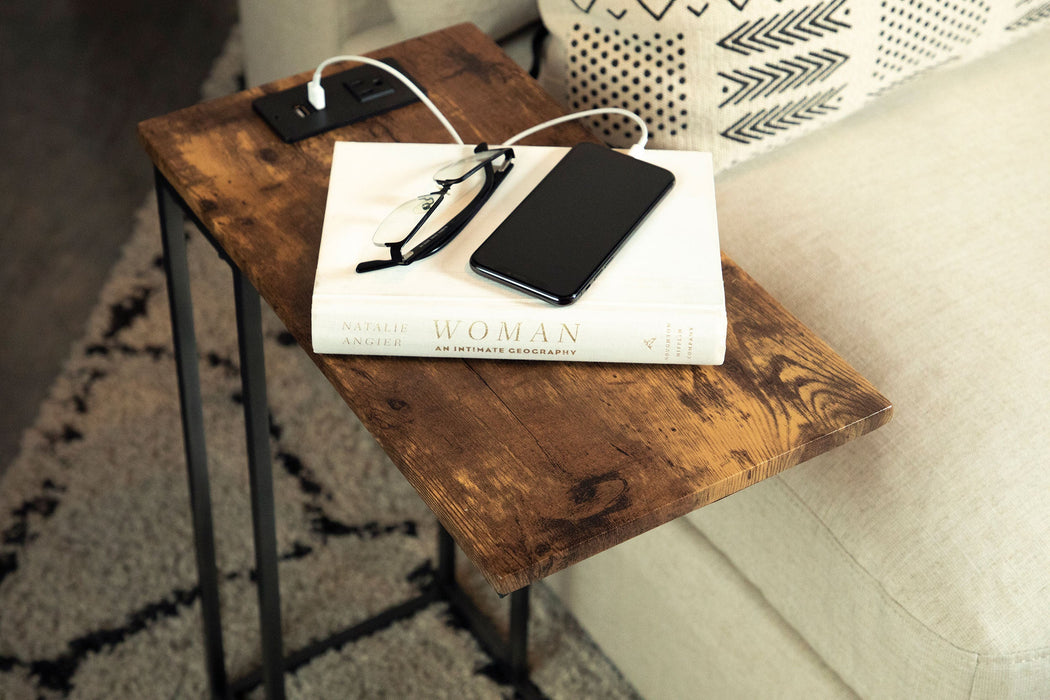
[[139, 23, 891, 700]]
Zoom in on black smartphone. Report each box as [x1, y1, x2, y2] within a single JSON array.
[[469, 142, 675, 305]]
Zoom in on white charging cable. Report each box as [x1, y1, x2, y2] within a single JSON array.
[[307, 55, 464, 144], [501, 108, 649, 157], [306, 56, 648, 156]]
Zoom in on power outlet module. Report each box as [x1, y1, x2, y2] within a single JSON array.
[[252, 58, 422, 143]]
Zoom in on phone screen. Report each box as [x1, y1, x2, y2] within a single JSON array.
[[469, 142, 675, 305]]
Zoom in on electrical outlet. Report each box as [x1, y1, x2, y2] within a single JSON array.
[[252, 58, 422, 143], [347, 76, 396, 103]]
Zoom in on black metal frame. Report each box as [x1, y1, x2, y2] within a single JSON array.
[[154, 169, 542, 700]]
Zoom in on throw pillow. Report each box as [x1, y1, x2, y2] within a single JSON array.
[[538, 0, 1049, 171]]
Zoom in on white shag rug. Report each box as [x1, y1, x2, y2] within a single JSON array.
[[0, 27, 638, 700]]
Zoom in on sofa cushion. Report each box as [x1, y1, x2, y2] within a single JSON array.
[[684, 24, 1050, 698], [548, 516, 858, 698], [549, 20, 1049, 700], [537, 0, 1049, 172]]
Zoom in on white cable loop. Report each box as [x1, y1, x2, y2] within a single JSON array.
[[308, 57, 648, 157], [308, 55, 464, 145], [500, 108, 649, 154]]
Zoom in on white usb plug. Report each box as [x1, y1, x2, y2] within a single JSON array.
[[307, 78, 327, 111]]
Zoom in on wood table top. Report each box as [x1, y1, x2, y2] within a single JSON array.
[[139, 23, 892, 595]]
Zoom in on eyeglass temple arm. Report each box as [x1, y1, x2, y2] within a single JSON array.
[[445, 160, 514, 232], [408, 161, 514, 261], [355, 258, 402, 273]]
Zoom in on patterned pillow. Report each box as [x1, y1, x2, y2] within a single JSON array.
[[538, 0, 1049, 171]]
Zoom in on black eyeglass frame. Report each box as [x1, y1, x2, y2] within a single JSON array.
[[356, 143, 515, 273]]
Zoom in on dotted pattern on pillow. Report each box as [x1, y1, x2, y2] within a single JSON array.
[[538, 0, 1049, 171], [568, 27, 691, 141], [873, 0, 992, 88]]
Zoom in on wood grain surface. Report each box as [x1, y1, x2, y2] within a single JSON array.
[[139, 23, 891, 595]]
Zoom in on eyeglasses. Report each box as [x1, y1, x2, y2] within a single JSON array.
[[356, 144, 515, 273]]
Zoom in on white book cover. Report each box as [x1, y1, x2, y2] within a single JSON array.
[[312, 141, 726, 365]]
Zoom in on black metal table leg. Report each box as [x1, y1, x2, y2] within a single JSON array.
[[232, 266, 287, 700], [436, 527, 544, 699], [155, 169, 229, 700], [509, 587, 530, 685], [156, 166, 538, 699]]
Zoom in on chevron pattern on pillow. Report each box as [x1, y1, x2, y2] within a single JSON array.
[[539, 0, 1049, 170]]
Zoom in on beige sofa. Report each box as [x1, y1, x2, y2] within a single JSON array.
[[550, 26, 1050, 696], [239, 2, 1050, 697]]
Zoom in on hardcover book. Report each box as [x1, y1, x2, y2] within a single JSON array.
[[311, 141, 726, 365]]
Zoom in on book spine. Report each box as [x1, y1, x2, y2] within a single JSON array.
[[312, 301, 726, 365]]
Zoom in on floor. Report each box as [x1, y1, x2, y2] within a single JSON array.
[[0, 0, 239, 471]]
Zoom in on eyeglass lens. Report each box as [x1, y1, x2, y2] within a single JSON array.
[[372, 171, 486, 256], [433, 149, 506, 183], [366, 148, 511, 266]]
